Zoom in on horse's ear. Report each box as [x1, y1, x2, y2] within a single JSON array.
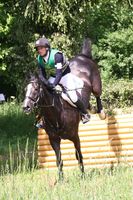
[[34, 71, 39, 80], [25, 70, 37, 82], [25, 72, 32, 82], [27, 71, 34, 79]]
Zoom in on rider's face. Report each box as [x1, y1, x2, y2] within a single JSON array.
[[37, 46, 47, 57]]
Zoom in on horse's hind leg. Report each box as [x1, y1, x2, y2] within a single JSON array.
[[49, 136, 63, 181], [72, 135, 84, 177]]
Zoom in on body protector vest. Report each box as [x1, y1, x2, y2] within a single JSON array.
[[37, 49, 68, 78]]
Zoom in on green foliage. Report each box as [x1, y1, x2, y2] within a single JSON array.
[[101, 79, 133, 110], [90, 79, 133, 115], [0, 3, 13, 71], [0, 0, 132, 99], [93, 27, 133, 80], [50, 33, 73, 58], [0, 102, 35, 138]]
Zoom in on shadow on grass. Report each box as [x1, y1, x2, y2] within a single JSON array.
[[107, 115, 122, 173]]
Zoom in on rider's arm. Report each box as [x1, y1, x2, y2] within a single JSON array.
[[53, 52, 63, 86], [38, 64, 48, 86]]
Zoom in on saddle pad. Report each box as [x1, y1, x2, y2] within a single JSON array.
[[49, 75, 84, 107], [61, 92, 76, 107]]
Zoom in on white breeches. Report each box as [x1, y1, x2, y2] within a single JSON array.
[[48, 73, 84, 103]]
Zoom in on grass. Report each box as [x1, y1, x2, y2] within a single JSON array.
[[0, 166, 132, 200], [0, 102, 37, 171]]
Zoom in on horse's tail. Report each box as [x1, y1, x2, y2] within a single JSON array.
[[81, 38, 92, 59]]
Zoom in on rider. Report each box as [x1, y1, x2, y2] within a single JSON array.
[[35, 37, 90, 124]]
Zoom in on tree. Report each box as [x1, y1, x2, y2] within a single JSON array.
[[0, 0, 132, 98]]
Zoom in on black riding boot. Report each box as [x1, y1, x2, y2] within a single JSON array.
[[75, 99, 90, 124]]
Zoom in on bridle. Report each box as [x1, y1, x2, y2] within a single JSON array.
[[25, 80, 41, 106], [25, 80, 56, 108]]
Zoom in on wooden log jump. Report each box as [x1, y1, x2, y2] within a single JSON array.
[[38, 113, 133, 169]]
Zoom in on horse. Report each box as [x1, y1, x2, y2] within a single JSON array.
[[23, 38, 105, 180]]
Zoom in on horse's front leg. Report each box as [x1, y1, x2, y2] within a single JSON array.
[[96, 96, 106, 120], [72, 135, 85, 177], [49, 136, 63, 181]]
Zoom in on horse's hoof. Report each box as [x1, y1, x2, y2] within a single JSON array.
[[98, 110, 106, 120], [58, 172, 64, 183], [54, 176, 64, 185], [81, 172, 86, 179]]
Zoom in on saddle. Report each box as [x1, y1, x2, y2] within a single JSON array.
[[54, 85, 77, 107]]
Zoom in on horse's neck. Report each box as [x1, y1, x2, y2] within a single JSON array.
[[39, 87, 63, 128], [41, 86, 53, 105], [40, 86, 61, 110]]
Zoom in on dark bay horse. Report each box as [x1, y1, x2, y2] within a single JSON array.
[[23, 39, 105, 179]]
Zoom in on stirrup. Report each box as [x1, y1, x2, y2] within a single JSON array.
[[35, 122, 44, 128], [35, 120, 44, 128], [81, 113, 90, 124]]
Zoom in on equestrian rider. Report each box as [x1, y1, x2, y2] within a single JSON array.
[[35, 37, 90, 124]]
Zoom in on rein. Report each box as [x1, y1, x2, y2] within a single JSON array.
[[26, 95, 38, 103], [37, 83, 57, 108]]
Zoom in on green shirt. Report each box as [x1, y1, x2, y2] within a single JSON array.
[[37, 49, 59, 77]]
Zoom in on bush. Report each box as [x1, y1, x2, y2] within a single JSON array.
[[93, 27, 133, 80], [101, 79, 133, 110], [90, 79, 133, 114]]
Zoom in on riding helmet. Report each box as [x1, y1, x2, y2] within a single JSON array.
[[35, 37, 50, 49]]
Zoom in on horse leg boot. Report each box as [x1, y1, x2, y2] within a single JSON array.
[[74, 99, 90, 124]]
